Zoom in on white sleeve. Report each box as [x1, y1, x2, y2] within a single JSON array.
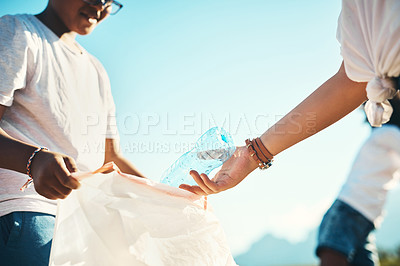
[[337, 0, 400, 127], [0, 15, 37, 106], [337, 0, 400, 82]]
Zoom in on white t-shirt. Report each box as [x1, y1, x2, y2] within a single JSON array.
[[337, 125, 400, 226], [0, 14, 119, 216], [337, 0, 400, 126]]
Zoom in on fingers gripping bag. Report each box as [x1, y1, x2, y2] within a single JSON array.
[[49, 162, 237, 266]]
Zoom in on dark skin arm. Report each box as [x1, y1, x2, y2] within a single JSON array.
[[0, 105, 143, 201], [104, 138, 145, 177], [0, 105, 81, 199], [318, 248, 349, 266]]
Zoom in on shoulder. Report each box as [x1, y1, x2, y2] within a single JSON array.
[[76, 44, 107, 73], [338, 1, 400, 81], [76, 48, 112, 95], [0, 14, 40, 46], [87, 53, 107, 73], [0, 14, 23, 25], [0, 14, 32, 33], [84, 50, 110, 82]]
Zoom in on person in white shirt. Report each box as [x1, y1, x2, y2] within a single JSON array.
[[317, 96, 400, 266], [0, 0, 143, 265]]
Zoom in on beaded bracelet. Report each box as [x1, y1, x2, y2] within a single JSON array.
[[20, 147, 48, 191], [245, 138, 273, 170]]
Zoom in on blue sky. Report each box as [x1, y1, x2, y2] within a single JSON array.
[[2, 0, 374, 255]]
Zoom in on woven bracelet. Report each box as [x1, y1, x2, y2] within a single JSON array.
[[20, 147, 48, 191]]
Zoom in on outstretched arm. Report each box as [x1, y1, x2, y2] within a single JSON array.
[[180, 62, 368, 195], [260, 62, 367, 155]]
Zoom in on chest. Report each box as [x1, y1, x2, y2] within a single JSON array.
[[28, 45, 107, 116]]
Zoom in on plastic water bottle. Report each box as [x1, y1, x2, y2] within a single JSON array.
[[160, 127, 236, 187]]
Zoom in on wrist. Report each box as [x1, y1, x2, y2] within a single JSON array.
[[244, 146, 259, 171], [20, 147, 48, 191], [27, 147, 48, 178], [245, 138, 274, 170]]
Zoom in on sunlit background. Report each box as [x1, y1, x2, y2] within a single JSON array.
[[5, 1, 400, 264]]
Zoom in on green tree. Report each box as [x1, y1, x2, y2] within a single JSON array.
[[379, 245, 400, 266]]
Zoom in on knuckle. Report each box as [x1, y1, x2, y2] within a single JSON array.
[[59, 194, 67, 199], [59, 175, 69, 185], [64, 155, 77, 166], [64, 176, 79, 189], [44, 192, 56, 200]]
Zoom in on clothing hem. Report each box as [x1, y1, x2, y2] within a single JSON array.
[[0, 202, 57, 217], [0, 93, 13, 106]]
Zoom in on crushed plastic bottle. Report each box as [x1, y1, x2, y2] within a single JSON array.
[[160, 127, 236, 187]]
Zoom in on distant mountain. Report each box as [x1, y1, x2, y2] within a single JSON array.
[[234, 188, 400, 266], [234, 230, 318, 266]]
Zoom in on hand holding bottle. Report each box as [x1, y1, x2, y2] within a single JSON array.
[[179, 146, 258, 195], [160, 127, 236, 188]]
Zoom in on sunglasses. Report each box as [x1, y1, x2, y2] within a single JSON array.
[[81, 0, 123, 15]]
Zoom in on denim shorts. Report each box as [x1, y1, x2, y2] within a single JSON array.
[[316, 199, 378, 266], [0, 211, 55, 266]]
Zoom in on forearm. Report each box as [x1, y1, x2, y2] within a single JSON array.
[[261, 63, 368, 155], [104, 138, 145, 177], [0, 128, 38, 174], [105, 153, 145, 177]]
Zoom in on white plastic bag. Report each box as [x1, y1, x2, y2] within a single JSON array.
[[49, 163, 237, 266]]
